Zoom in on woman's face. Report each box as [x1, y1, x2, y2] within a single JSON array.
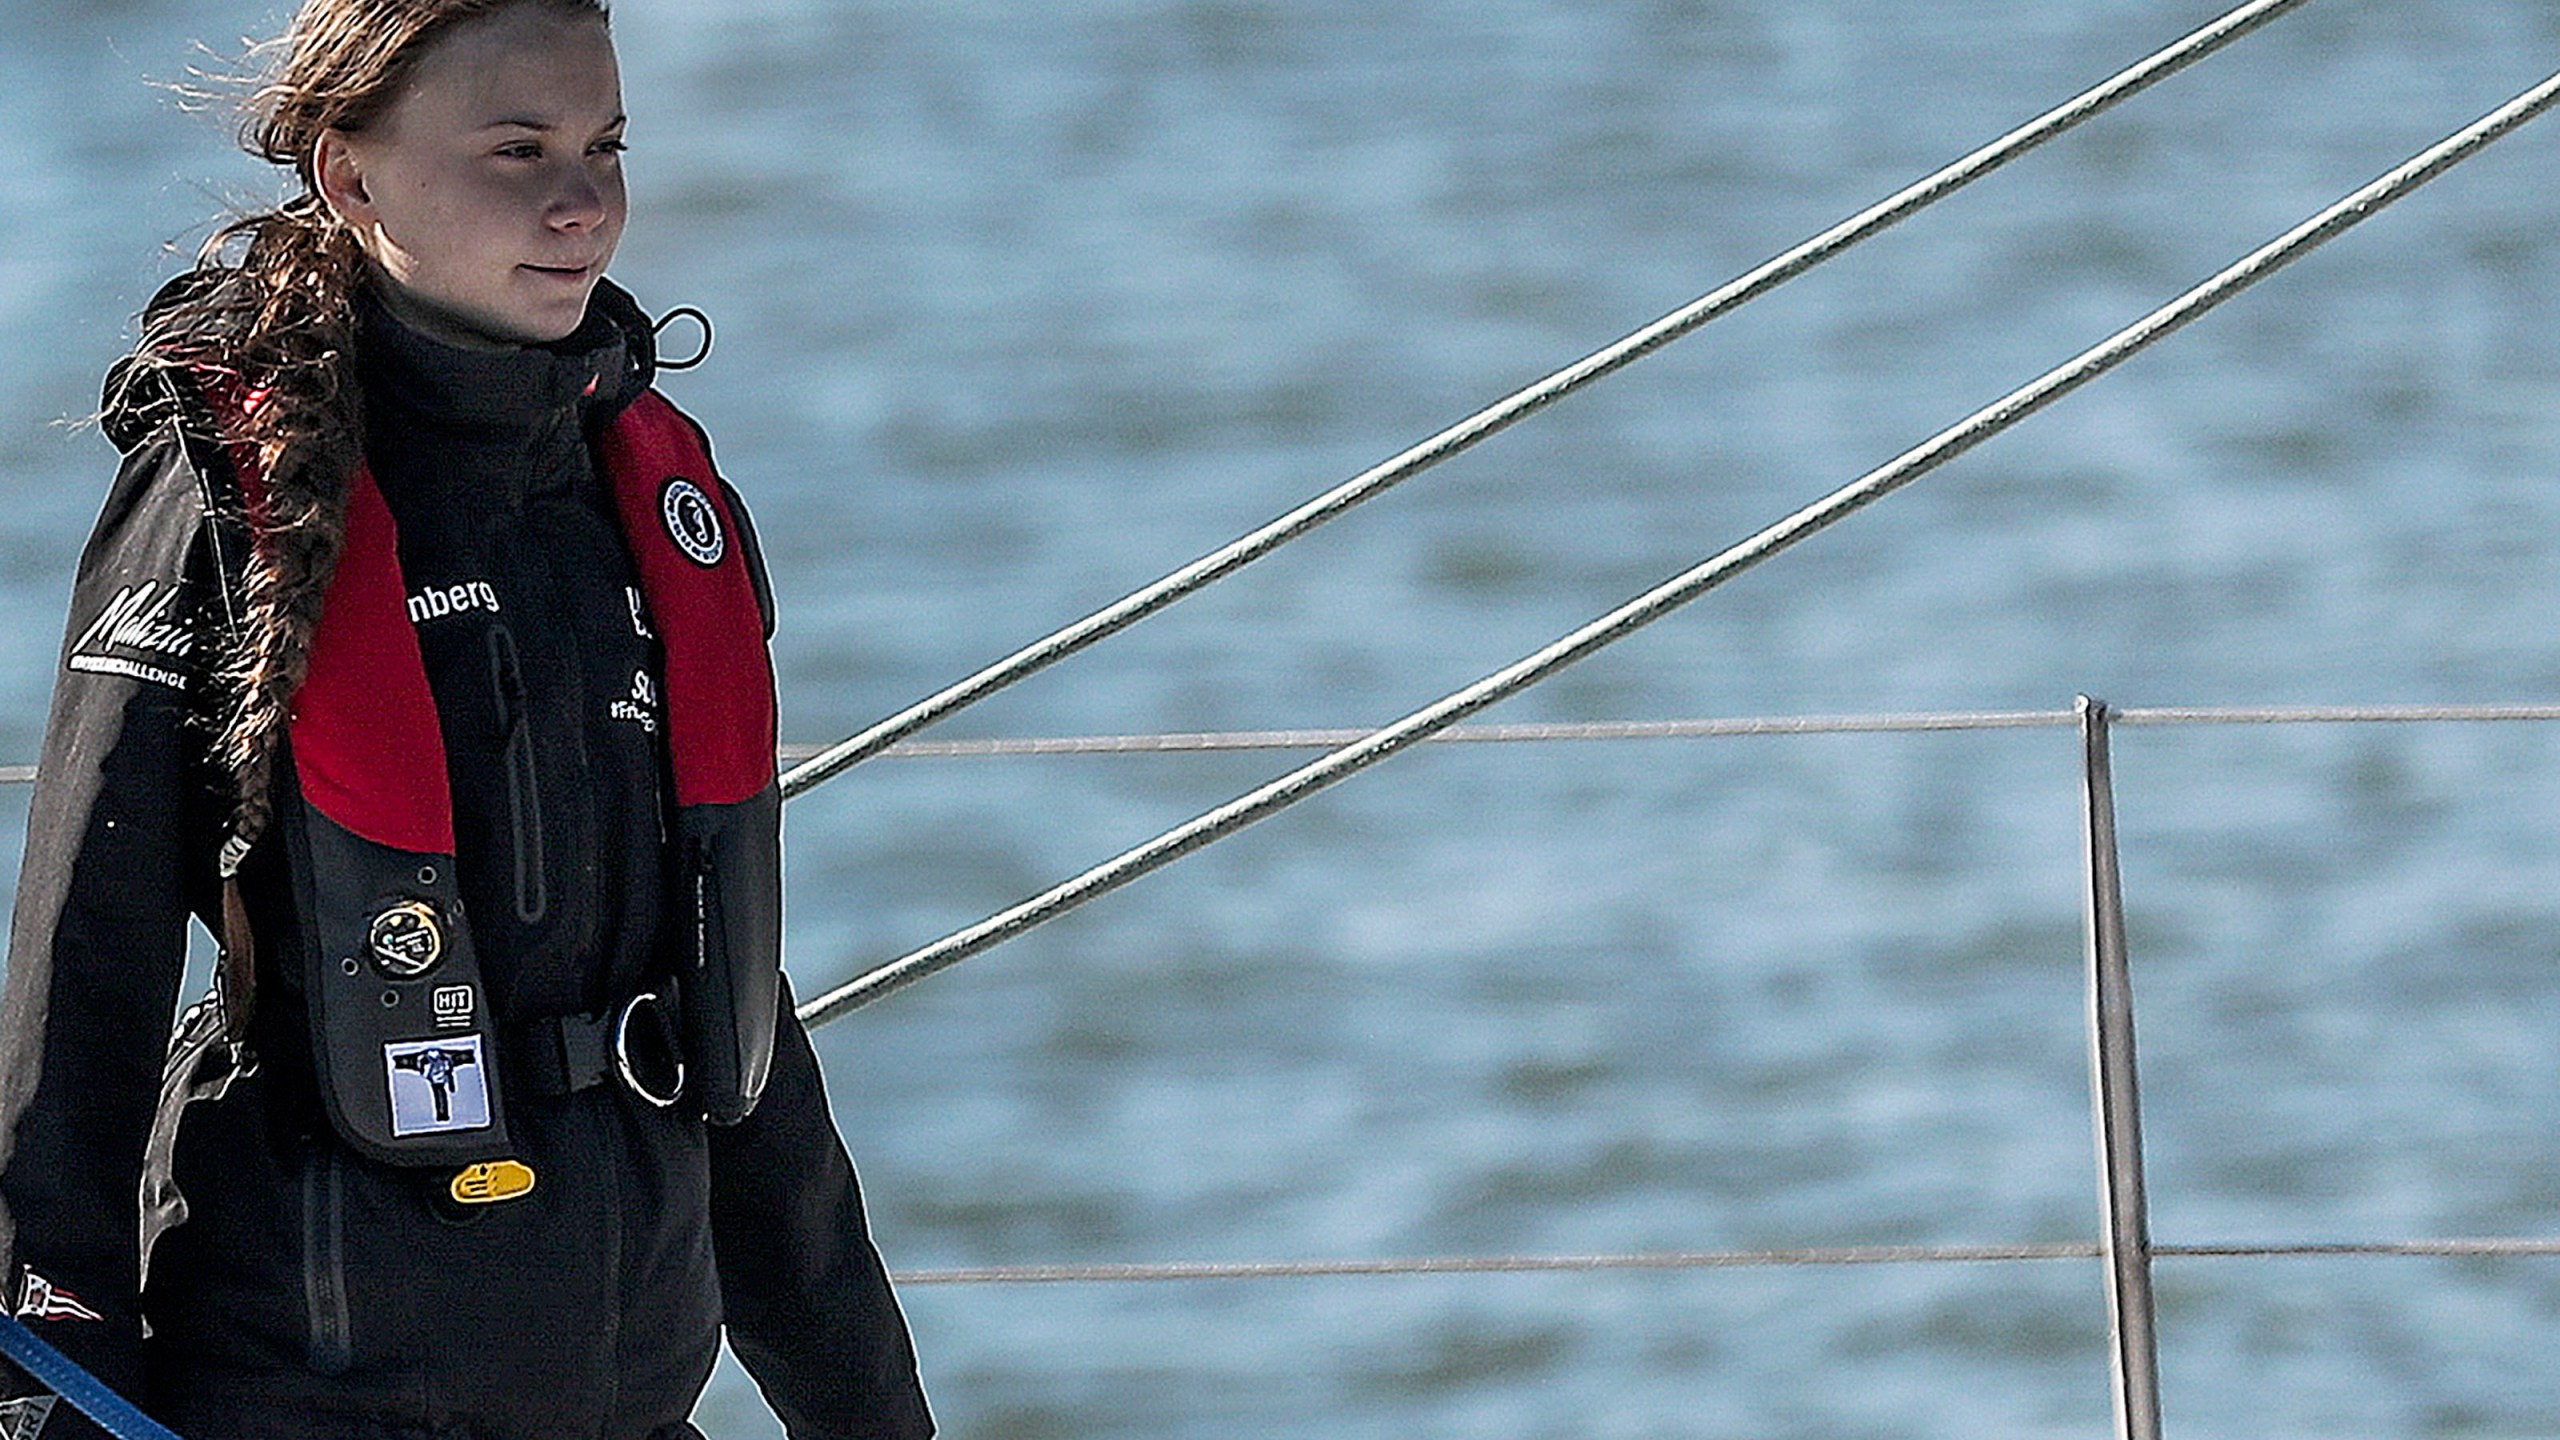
[[316, 7, 626, 350]]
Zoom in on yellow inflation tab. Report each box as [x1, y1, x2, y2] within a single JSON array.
[[450, 1160, 536, 1205]]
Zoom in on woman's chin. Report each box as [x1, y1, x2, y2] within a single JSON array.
[[375, 275, 590, 352], [452, 296, 591, 350]]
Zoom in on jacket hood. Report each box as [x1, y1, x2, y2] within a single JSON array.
[[100, 268, 230, 454]]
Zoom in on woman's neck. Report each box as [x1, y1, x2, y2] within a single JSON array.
[[362, 263, 527, 354]]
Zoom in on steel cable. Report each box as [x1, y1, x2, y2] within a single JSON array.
[[799, 68, 2560, 1030], [15, 704, 2560, 787], [17, 704, 2560, 787], [792, 703, 2560, 761], [776, 0, 2319, 803], [888, 1237, 2560, 1288]]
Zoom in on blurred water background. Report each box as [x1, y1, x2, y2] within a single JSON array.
[[9, 1, 2560, 1435]]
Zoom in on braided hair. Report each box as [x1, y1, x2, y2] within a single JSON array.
[[108, 0, 609, 865]]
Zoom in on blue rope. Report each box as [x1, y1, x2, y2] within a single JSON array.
[[0, 1312, 184, 1440]]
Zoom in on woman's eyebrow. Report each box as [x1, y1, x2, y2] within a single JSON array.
[[477, 112, 627, 133]]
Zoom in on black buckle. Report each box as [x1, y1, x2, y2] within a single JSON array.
[[612, 991, 685, 1109]]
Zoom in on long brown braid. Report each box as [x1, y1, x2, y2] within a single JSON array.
[[107, 0, 609, 869]]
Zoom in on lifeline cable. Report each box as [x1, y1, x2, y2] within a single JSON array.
[[887, 1235, 2560, 1287], [777, 0, 2318, 802], [775, 702, 2560, 760], [0, 1313, 186, 1440], [16, 704, 2560, 787], [800, 67, 2560, 1029]]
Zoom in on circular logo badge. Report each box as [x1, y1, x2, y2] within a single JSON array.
[[660, 478, 726, 567], [368, 901, 446, 979]]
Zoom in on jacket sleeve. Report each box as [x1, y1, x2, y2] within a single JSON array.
[[709, 975, 933, 1440], [0, 424, 229, 1427]]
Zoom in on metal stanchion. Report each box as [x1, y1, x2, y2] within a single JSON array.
[[2080, 696, 2164, 1440]]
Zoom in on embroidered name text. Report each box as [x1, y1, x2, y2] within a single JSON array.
[[406, 581, 502, 625]]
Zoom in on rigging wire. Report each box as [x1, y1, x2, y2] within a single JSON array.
[[775, 0, 2318, 803], [15, 704, 2560, 788], [798, 67, 2560, 1031], [795, 703, 2560, 760], [891, 1237, 2560, 1288]]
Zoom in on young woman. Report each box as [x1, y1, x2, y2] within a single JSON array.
[[0, 2, 933, 1436]]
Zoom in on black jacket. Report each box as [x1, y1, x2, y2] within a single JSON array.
[[0, 281, 932, 1440]]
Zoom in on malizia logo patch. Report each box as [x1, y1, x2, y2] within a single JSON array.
[[67, 579, 195, 691], [660, 478, 726, 567]]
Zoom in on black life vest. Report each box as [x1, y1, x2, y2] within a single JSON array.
[[232, 390, 784, 1168]]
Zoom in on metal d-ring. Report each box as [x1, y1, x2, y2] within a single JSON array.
[[612, 991, 686, 1108]]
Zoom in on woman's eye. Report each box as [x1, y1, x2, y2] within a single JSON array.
[[590, 138, 628, 158], [496, 142, 542, 160]]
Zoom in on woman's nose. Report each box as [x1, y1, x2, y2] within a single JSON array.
[[548, 165, 609, 233]]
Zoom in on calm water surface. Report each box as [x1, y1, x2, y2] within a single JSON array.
[[7, 2, 2560, 1435]]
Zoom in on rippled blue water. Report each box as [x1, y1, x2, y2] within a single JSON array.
[[8, 1, 2560, 1435]]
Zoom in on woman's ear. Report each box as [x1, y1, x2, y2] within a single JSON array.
[[313, 130, 375, 228]]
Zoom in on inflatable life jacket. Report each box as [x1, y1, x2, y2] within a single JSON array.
[[230, 390, 783, 1168]]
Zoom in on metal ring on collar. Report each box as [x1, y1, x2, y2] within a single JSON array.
[[612, 991, 686, 1109]]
